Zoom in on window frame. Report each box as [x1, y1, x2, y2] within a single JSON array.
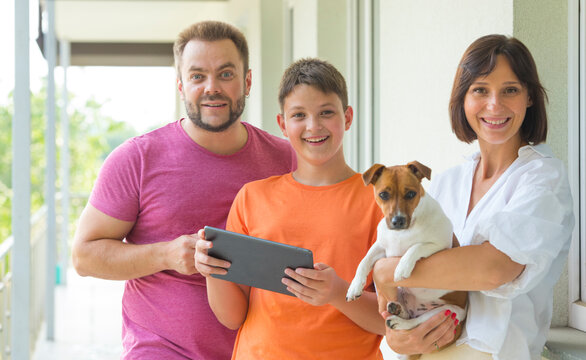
[[568, 0, 586, 332]]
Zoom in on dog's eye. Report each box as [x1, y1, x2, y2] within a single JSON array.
[[405, 191, 417, 200], [379, 191, 390, 201]]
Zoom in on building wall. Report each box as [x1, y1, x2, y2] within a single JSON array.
[[377, 0, 513, 174], [513, 0, 569, 327]]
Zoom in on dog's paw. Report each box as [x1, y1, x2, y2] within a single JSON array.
[[393, 262, 416, 282], [346, 280, 365, 302], [387, 301, 405, 317]]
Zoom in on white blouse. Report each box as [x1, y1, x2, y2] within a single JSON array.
[[428, 144, 574, 360]]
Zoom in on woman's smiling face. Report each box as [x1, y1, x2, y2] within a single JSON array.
[[464, 55, 532, 147]]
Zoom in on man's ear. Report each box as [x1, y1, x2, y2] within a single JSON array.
[[245, 69, 252, 96], [177, 78, 185, 100], [277, 113, 288, 138]]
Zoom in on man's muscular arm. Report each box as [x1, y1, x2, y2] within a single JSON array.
[[72, 204, 199, 280]]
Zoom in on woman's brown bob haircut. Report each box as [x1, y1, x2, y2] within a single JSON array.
[[173, 21, 249, 80], [449, 34, 548, 144], [278, 58, 348, 112]]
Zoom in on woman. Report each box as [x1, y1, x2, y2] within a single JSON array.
[[374, 35, 574, 359]]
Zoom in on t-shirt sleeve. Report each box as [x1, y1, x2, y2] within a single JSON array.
[[226, 186, 249, 235], [477, 166, 574, 299], [88, 139, 141, 222]]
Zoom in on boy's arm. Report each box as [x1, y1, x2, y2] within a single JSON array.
[[283, 263, 385, 335], [195, 229, 250, 330]]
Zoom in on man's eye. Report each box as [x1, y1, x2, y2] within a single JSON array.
[[220, 71, 233, 79], [379, 191, 390, 201], [191, 74, 203, 80], [405, 191, 416, 200]]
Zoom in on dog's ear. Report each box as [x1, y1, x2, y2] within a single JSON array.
[[362, 164, 386, 186], [406, 161, 431, 181]]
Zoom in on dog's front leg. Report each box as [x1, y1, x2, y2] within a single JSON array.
[[346, 243, 386, 301], [394, 243, 446, 282]]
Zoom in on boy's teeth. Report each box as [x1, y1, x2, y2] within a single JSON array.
[[306, 136, 328, 143]]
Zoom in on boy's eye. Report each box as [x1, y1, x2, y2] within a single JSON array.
[[320, 110, 334, 116], [291, 112, 305, 119], [191, 74, 203, 81], [379, 191, 390, 201], [404, 191, 417, 200]]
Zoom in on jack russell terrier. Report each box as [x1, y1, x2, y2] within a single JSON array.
[[346, 161, 467, 358]]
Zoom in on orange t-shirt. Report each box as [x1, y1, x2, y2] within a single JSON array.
[[226, 173, 384, 360]]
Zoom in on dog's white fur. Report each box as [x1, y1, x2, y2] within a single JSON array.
[[346, 192, 467, 330]]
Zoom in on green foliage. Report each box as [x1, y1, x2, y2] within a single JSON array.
[[0, 84, 138, 243]]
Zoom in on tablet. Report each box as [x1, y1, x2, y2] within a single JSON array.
[[205, 226, 314, 296]]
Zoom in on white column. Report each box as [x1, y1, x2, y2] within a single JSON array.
[[60, 39, 71, 285], [45, 0, 57, 341], [12, 0, 31, 357]]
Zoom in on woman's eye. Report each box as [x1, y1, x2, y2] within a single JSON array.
[[379, 191, 390, 201], [405, 191, 416, 200], [504, 87, 519, 95], [472, 87, 487, 95]]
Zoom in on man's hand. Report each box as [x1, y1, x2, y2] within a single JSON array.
[[164, 233, 200, 275], [194, 228, 231, 277]]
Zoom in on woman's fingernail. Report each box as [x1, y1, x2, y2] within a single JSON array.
[[454, 329, 457, 334], [451, 313, 457, 319], [455, 319, 459, 326], [445, 310, 451, 316]]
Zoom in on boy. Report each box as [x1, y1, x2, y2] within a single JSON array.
[[195, 58, 385, 359]]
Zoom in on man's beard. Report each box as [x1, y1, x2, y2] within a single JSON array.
[[185, 93, 246, 133]]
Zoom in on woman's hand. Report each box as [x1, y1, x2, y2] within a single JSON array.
[[384, 309, 458, 355], [282, 263, 346, 306], [373, 256, 401, 313]]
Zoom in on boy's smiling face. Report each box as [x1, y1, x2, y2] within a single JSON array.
[[277, 84, 352, 170]]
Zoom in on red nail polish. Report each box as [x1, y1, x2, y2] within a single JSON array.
[[445, 310, 451, 316], [451, 313, 457, 319], [454, 329, 457, 334], [455, 319, 459, 326]]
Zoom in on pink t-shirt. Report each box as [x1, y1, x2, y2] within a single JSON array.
[[89, 119, 296, 359]]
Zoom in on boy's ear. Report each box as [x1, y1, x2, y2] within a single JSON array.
[[344, 105, 353, 131], [277, 113, 288, 137]]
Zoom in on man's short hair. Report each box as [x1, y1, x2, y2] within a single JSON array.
[[173, 21, 249, 79], [278, 58, 348, 112]]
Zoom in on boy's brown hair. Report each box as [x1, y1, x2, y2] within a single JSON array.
[[278, 58, 348, 112], [173, 21, 249, 80], [449, 34, 548, 144]]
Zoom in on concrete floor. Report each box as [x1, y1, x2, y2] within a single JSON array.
[[31, 269, 398, 360], [33, 270, 124, 360]]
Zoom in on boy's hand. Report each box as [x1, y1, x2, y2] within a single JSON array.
[[194, 228, 231, 277], [282, 263, 346, 306]]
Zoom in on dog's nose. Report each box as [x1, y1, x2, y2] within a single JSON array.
[[391, 216, 407, 229]]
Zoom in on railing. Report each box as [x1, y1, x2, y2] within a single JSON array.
[[0, 205, 48, 360]]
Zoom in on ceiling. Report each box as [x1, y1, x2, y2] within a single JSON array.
[[39, 0, 253, 66]]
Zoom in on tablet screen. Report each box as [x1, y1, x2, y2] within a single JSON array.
[[205, 226, 314, 296]]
